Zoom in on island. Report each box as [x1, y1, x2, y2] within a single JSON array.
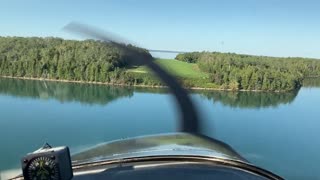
[[0, 37, 319, 92]]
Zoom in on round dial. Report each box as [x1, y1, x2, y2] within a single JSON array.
[[27, 156, 59, 180]]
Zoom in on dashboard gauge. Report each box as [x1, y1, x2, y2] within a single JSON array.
[[22, 145, 73, 180], [26, 156, 59, 180]]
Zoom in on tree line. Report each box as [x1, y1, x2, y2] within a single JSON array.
[[0, 36, 151, 84], [176, 52, 320, 91], [1, 36, 319, 92]]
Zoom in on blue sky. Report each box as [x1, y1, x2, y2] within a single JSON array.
[[0, 0, 320, 58]]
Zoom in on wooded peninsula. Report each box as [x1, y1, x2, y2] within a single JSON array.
[[0, 37, 319, 92]]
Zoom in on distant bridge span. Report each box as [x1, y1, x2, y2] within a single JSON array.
[[147, 49, 190, 54]]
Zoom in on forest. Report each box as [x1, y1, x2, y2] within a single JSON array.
[[0, 36, 151, 85], [1, 36, 320, 92], [176, 52, 320, 91]]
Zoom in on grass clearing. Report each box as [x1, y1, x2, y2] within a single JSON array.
[[127, 59, 209, 79]]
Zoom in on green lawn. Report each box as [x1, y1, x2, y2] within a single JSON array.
[[127, 59, 209, 79]]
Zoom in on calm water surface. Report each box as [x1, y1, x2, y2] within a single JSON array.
[[0, 78, 319, 180]]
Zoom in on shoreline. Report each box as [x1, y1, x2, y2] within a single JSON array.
[[0, 76, 290, 93]]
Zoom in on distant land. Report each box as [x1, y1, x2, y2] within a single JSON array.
[[0, 36, 319, 92]]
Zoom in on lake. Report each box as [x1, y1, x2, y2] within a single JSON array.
[[0, 77, 319, 180]]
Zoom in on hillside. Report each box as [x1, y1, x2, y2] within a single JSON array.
[[0, 36, 150, 84], [175, 52, 320, 91], [1, 37, 319, 92]]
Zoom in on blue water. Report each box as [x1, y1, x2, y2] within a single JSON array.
[[0, 78, 319, 179]]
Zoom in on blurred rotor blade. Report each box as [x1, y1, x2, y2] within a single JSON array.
[[63, 22, 200, 134], [63, 22, 130, 45]]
